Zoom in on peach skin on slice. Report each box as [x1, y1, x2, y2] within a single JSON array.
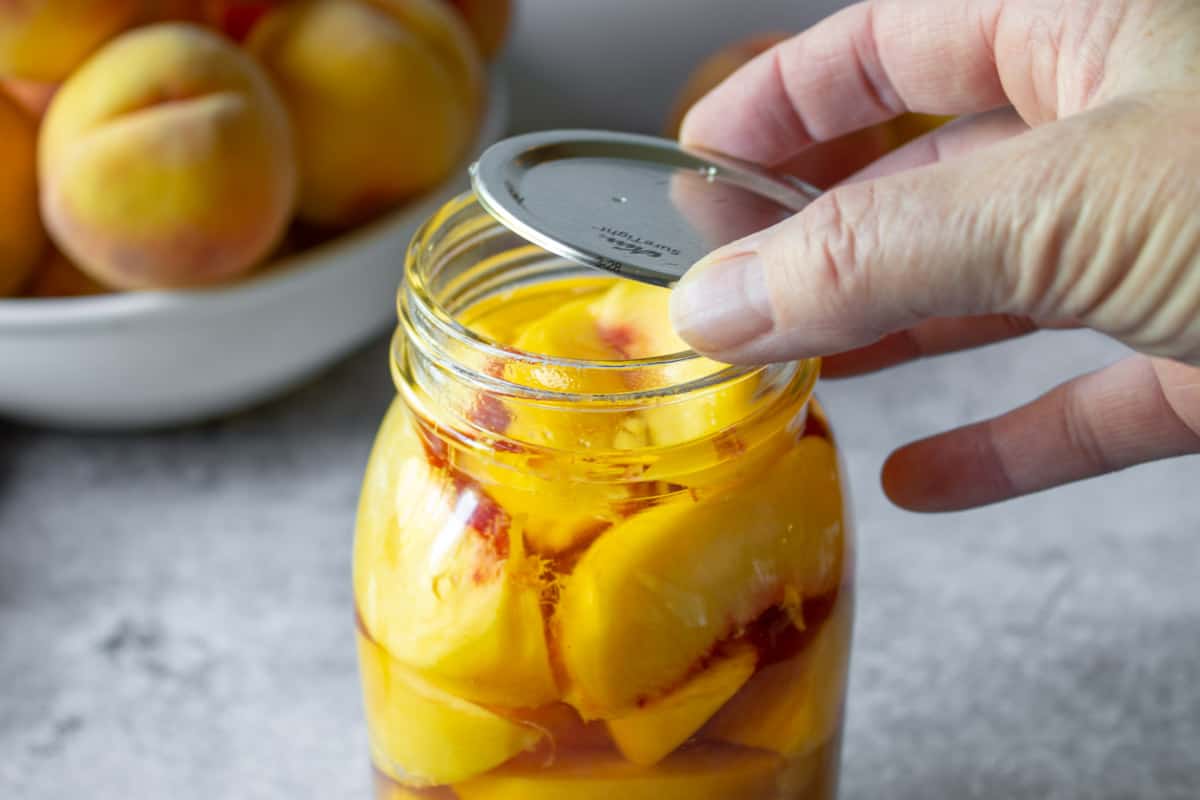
[[502, 291, 651, 454], [507, 293, 630, 393], [555, 437, 845, 719], [706, 590, 853, 757], [354, 401, 558, 708], [358, 631, 541, 787], [484, 478, 621, 557], [453, 743, 780, 800], [454, 285, 652, 554], [607, 642, 757, 766], [589, 280, 757, 447]]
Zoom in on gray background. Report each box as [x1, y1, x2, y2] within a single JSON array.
[[2, 2, 1198, 798]]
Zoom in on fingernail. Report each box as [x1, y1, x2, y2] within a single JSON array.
[[670, 250, 774, 353]]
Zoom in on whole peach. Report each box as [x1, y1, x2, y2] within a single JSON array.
[[366, 0, 484, 109], [39, 23, 297, 290], [0, 0, 142, 81], [149, 1, 287, 41], [443, 0, 511, 60], [0, 90, 44, 297], [247, 0, 483, 227]]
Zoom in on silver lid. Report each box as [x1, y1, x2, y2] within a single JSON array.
[[470, 130, 821, 288]]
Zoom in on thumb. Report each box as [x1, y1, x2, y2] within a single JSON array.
[[669, 99, 1200, 366]]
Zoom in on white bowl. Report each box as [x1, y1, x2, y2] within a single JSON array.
[[0, 77, 508, 431]]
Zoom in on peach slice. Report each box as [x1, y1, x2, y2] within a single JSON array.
[[453, 743, 780, 800], [503, 279, 752, 448], [507, 293, 630, 392], [376, 776, 458, 800], [555, 437, 845, 719], [589, 280, 757, 447], [607, 642, 757, 766], [484, 290, 654, 551], [358, 631, 541, 787], [706, 591, 853, 757], [506, 702, 614, 754], [502, 288, 650, 453], [587, 280, 682, 358], [354, 401, 558, 708], [452, 279, 654, 555], [485, 479, 621, 557]]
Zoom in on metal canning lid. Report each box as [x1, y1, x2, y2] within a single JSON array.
[[470, 129, 821, 288]]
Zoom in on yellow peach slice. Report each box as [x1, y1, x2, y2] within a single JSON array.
[[508, 294, 629, 391], [453, 282, 654, 553], [587, 280, 682, 358], [505, 702, 614, 754], [607, 642, 757, 766], [358, 631, 541, 787], [354, 401, 557, 708], [375, 776, 458, 800], [453, 743, 780, 800], [485, 479, 619, 557], [706, 591, 853, 757], [590, 281, 756, 446], [501, 291, 650, 454], [457, 273, 612, 347], [555, 437, 845, 719]]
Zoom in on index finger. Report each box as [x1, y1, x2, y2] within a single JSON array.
[[680, 0, 1012, 165]]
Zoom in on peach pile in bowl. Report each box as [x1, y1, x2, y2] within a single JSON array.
[[0, 0, 509, 429]]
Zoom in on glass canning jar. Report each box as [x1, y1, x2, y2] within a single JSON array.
[[354, 191, 855, 800]]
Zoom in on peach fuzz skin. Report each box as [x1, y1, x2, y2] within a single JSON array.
[[26, 249, 107, 298], [38, 23, 297, 291], [445, 0, 511, 60], [0, 0, 142, 82], [247, 0, 483, 228], [0, 89, 43, 296]]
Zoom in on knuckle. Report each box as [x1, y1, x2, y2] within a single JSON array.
[[788, 186, 878, 303], [758, 184, 888, 340], [1060, 379, 1115, 475]]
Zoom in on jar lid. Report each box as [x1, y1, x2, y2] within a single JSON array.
[[470, 130, 821, 288]]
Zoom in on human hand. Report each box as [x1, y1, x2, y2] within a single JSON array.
[[668, 0, 1200, 512]]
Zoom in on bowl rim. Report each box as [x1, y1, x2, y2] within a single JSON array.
[[0, 73, 509, 332]]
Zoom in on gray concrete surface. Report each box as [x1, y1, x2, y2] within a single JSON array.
[[1, 329, 1197, 800]]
